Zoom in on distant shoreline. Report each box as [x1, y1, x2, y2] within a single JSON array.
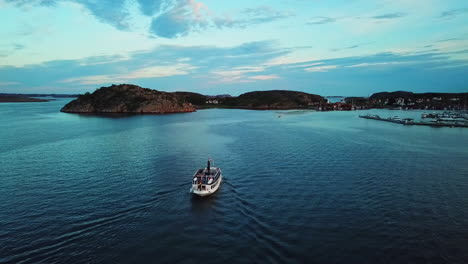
[[0, 95, 51, 103], [0, 93, 78, 103]]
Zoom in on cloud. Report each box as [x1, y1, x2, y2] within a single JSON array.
[[214, 6, 293, 29], [149, 0, 210, 38], [150, 4, 194, 38], [136, 0, 167, 16], [6, 0, 132, 30], [0, 82, 20, 86], [304, 65, 337, 72], [13, 44, 25, 50], [5, 0, 56, 7], [331, 42, 375, 52], [437, 38, 463, 42], [212, 66, 265, 84], [60, 63, 197, 85], [372, 12, 406, 19], [210, 70, 280, 84], [440, 8, 468, 19], [332, 45, 360, 52], [1, 38, 467, 95], [5, 0, 290, 38], [79, 0, 131, 30], [149, 3, 292, 38], [249, 74, 279, 80], [345, 62, 406, 68], [306, 16, 336, 25], [0, 40, 288, 91]]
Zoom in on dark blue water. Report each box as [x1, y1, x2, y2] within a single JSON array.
[[1, 99, 468, 264]]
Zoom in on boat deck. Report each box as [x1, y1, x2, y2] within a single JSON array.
[[194, 168, 219, 177]]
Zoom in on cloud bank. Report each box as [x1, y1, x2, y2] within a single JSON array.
[[5, 0, 292, 38]]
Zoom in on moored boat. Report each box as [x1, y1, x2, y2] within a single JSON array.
[[190, 159, 222, 197]]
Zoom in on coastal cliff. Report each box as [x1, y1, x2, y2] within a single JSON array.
[[61, 84, 196, 114]]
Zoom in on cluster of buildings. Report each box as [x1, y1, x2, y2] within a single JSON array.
[[371, 96, 466, 110]]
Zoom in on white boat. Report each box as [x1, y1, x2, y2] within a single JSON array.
[[190, 159, 222, 197]]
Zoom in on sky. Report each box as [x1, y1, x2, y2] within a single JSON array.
[[0, 0, 467, 96]]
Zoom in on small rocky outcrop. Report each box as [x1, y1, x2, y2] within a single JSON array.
[[61, 84, 196, 114]]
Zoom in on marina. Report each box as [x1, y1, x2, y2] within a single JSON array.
[[359, 113, 468, 128]]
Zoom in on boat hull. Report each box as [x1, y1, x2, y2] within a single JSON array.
[[190, 175, 222, 197]]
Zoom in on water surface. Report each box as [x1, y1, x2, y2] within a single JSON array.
[[1, 99, 468, 263]]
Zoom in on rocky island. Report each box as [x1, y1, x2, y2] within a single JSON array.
[[61, 84, 327, 114], [221, 90, 325, 110], [61, 84, 196, 114]]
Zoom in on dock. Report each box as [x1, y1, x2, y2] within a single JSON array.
[[359, 115, 468, 128]]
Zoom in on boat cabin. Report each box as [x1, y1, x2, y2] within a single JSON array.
[[193, 168, 221, 186]]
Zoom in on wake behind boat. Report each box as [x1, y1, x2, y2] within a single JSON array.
[[190, 159, 222, 197]]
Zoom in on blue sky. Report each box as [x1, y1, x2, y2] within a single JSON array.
[[0, 0, 467, 96]]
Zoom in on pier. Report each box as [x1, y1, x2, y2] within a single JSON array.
[[359, 114, 468, 128]]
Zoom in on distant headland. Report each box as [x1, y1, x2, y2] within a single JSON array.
[[60, 84, 468, 114], [0, 94, 50, 103], [0, 93, 78, 103]]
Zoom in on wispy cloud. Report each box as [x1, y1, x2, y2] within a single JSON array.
[[345, 62, 406, 68], [212, 66, 265, 83], [0, 82, 20, 86], [332, 45, 360, 52], [213, 6, 293, 29], [440, 8, 468, 19], [284, 62, 323, 69], [13, 44, 25, 50], [249, 74, 279, 80], [372, 12, 406, 19], [306, 16, 336, 25], [304, 65, 337, 72], [60, 63, 197, 85], [6, 0, 131, 30], [437, 38, 463, 42], [331, 42, 375, 52]]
